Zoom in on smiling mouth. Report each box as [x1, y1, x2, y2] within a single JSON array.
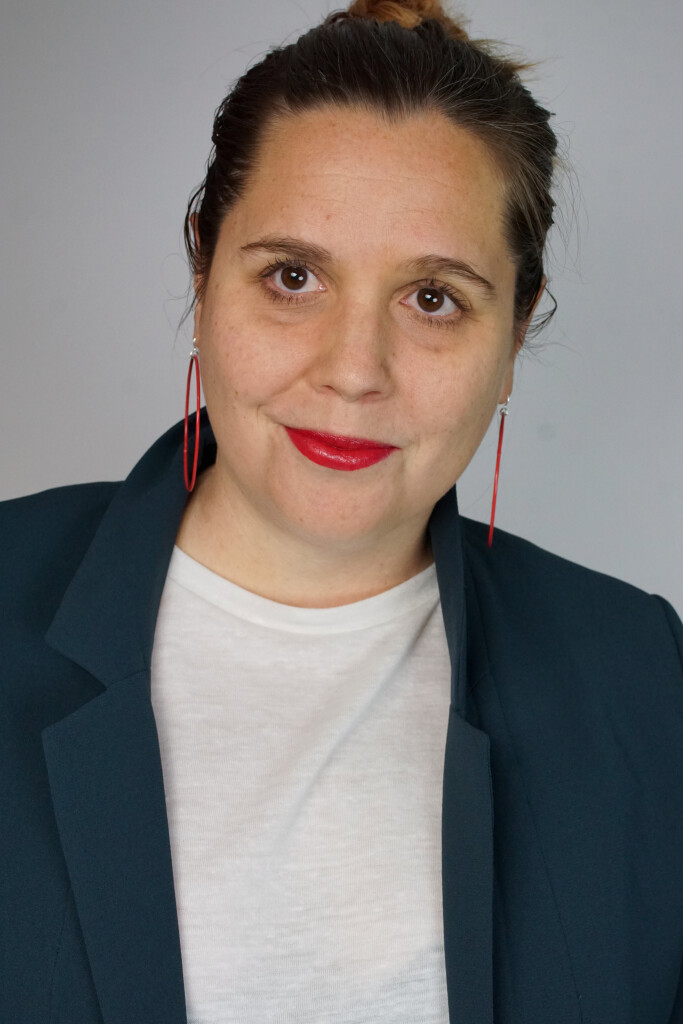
[[283, 426, 398, 471], [286, 427, 398, 450]]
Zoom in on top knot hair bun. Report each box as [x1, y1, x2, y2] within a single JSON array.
[[327, 0, 470, 41]]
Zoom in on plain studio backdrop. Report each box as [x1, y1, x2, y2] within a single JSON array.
[[1, 0, 682, 611]]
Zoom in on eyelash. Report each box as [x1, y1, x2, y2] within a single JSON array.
[[257, 257, 468, 330]]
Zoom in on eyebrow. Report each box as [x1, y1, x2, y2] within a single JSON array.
[[239, 235, 496, 296]]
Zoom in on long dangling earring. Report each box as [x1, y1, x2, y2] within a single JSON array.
[[183, 339, 201, 492], [487, 395, 510, 548]]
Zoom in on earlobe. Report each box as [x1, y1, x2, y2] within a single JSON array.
[[498, 334, 520, 404], [498, 372, 514, 406], [193, 298, 203, 342], [190, 213, 204, 315]]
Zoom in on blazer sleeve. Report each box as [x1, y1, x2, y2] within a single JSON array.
[[654, 596, 683, 1023], [669, 960, 683, 1024], [653, 595, 683, 677]]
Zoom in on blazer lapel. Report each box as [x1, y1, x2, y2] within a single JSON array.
[[430, 496, 581, 1022], [460, 531, 583, 1022], [428, 488, 495, 1024], [41, 412, 215, 1024], [41, 673, 187, 1024]]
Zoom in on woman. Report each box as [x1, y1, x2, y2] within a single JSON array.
[[2, 1, 682, 1021]]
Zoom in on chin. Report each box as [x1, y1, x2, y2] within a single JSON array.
[[272, 493, 396, 550]]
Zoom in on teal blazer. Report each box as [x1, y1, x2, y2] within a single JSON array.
[[2, 412, 683, 1024]]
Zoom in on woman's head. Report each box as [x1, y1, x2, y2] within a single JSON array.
[[185, 0, 558, 339], [183, 0, 560, 561], [190, 103, 527, 553]]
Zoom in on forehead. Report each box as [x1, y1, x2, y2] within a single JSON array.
[[227, 105, 513, 277]]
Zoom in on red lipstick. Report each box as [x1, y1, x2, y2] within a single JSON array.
[[284, 427, 398, 471]]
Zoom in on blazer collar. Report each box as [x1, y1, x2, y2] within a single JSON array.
[[42, 411, 494, 1024], [45, 413, 216, 686]]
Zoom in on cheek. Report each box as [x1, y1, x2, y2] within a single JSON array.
[[404, 352, 500, 448], [201, 321, 301, 407]]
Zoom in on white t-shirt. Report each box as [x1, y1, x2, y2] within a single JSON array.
[[150, 545, 452, 1024]]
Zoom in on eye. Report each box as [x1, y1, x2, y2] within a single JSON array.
[[259, 259, 324, 301], [401, 280, 466, 327], [258, 259, 467, 327]]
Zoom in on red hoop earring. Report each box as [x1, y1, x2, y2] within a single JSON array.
[[487, 395, 510, 548], [183, 340, 201, 492]]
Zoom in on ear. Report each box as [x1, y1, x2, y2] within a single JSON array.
[[499, 275, 547, 402], [193, 299, 203, 344], [190, 212, 204, 338], [190, 212, 201, 290], [518, 274, 547, 346], [499, 359, 516, 406], [190, 211, 200, 250]]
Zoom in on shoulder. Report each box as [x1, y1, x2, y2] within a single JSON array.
[[1, 481, 120, 555], [1, 480, 119, 524], [0, 482, 120, 620], [461, 514, 677, 616], [460, 516, 683, 686]]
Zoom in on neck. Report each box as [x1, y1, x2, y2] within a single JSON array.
[[175, 465, 434, 609]]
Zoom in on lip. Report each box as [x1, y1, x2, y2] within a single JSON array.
[[284, 426, 398, 471]]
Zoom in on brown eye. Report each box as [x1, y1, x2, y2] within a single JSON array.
[[278, 265, 309, 291], [403, 281, 463, 324], [416, 286, 448, 313], [261, 260, 323, 299]]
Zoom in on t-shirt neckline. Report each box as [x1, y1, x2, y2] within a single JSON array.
[[167, 545, 439, 634]]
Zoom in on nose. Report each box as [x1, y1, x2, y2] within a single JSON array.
[[309, 308, 393, 402]]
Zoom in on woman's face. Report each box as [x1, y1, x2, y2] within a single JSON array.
[[195, 105, 521, 552]]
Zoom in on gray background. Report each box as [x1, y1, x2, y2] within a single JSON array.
[[2, 0, 682, 611]]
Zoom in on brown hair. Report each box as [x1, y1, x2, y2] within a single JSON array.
[[184, 0, 559, 338]]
